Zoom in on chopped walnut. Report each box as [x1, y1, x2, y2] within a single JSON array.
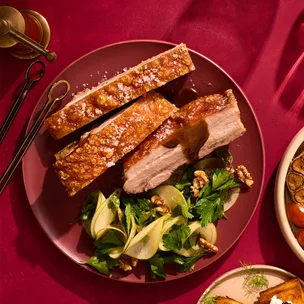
[[199, 238, 218, 253], [191, 170, 209, 197], [156, 205, 170, 214], [235, 165, 254, 187], [190, 186, 200, 198], [151, 195, 170, 214], [225, 166, 235, 175], [119, 255, 138, 271], [151, 195, 164, 206]]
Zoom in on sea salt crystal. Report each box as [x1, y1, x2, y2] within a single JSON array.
[[117, 83, 124, 91], [112, 139, 119, 146], [95, 108, 102, 115], [71, 93, 75, 97], [76, 85, 79, 89], [97, 71, 100, 75], [143, 75, 150, 82], [123, 67, 128, 72], [107, 162, 115, 168], [90, 74, 92, 77]]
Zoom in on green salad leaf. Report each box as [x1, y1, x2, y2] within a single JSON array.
[[163, 225, 191, 251], [202, 296, 217, 304], [195, 168, 240, 227], [87, 254, 119, 275], [148, 254, 166, 279], [179, 254, 202, 272], [122, 196, 155, 229], [148, 252, 204, 279], [77, 191, 100, 222], [107, 189, 121, 213], [196, 197, 223, 227], [174, 165, 195, 191], [94, 230, 124, 255]]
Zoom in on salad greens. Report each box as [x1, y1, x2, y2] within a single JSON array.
[[77, 147, 243, 279]]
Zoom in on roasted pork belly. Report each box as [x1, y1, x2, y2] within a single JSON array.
[[259, 278, 304, 304], [45, 44, 195, 139], [123, 90, 246, 194], [54, 92, 177, 196]]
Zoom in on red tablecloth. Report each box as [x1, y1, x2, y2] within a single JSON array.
[[1, 1, 304, 303]]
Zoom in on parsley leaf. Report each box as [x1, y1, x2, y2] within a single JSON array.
[[77, 191, 100, 222], [124, 204, 132, 233], [179, 255, 202, 272], [196, 197, 223, 227], [107, 189, 121, 213], [87, 254, 119, 275], [148, 254, 166, 279], [122, 196, 154, 228], [163, 225, 191, 251], [203, 296, 217, 304], [181, 205, 194, 219], [195, 169, 240, 226], [174, 165, 195, 191], [212, 169, 230, 189], [94, 230, 124, 254]]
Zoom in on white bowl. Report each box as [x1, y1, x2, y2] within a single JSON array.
[[275, 127, 304, 263]]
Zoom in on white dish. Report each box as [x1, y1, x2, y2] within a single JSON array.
[[197, 265, 303, 304], [275, 127, 304, 263]]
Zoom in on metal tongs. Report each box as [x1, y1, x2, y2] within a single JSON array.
[[0, 60, 45, 144], [0, 79, 70, 195]]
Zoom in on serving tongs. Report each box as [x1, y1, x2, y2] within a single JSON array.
[[0, 79, 70, 195], [0, 60, 45, 144]]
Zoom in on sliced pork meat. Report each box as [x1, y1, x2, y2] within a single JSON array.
[[123, 89, 246, 194]]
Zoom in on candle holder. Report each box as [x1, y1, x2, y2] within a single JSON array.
[[0, 6, 56, 61]]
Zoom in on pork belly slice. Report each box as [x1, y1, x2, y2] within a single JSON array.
[[123, 90, 246, 194], [259, 278, 304, 304], [54, 92, 177, 196], [45, 43, 195, 139]]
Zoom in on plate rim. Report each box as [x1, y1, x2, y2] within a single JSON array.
[[22, 39, 266, 283], [274, 127, 304, 263], [197, 264, 304, 304]]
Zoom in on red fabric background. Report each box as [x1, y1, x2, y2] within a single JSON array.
[[0, 0, 304, 303]]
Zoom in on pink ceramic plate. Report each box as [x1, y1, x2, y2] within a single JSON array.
[[197, 265, 304, 304], [22, 40, 265, 283]]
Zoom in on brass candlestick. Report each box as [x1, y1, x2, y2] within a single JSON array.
[[0, 6, 56, 62]]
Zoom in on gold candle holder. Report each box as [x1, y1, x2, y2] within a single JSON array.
[[0, 6, 56, 61]]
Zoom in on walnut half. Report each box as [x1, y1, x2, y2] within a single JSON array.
[[151, 195, 171, 214], [191, 170, 209, 197], [199, 238, 218, 253], [119, 255, 138, 271], [235, 165, 254, 187]]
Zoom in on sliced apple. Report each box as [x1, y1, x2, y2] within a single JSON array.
[[174, 221, 217, 257], [152, 185, 187, 213], [224, 188, 240, 212], [95, 226, 126, 240], [108, 247, 124, 259], [124, 217, 137, 251], [92, 194, 118, 239], [124, 216, 167, 260], [90, 192, 107, 238]]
